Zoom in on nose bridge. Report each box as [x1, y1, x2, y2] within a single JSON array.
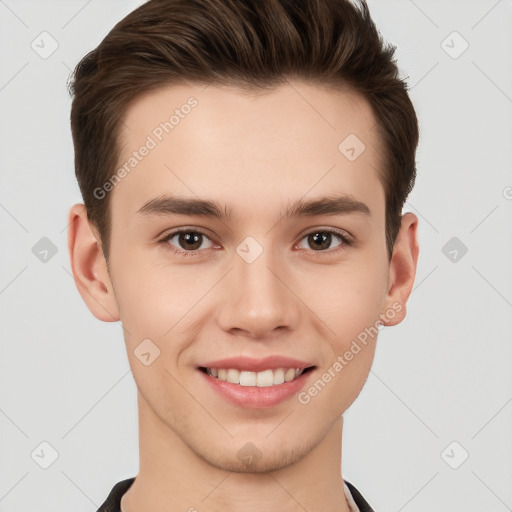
[[217, 235, 299, 337]]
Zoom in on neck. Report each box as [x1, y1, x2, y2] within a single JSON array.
[[122, 391, 352, 512]]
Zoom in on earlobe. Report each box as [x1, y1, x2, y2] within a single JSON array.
[[381, 212, 419, 327], [67, 203, 120, 322]]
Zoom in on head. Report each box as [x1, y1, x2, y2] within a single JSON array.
[[69, 0, 418, 263], [68, 0, 419, 474]]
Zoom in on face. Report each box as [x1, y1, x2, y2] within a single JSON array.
[[89, 80, 408, 472]]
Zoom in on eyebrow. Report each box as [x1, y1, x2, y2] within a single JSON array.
[[136, 193, 371, 221]]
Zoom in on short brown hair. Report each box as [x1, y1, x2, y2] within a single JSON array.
[[69, 0, 419, 262]]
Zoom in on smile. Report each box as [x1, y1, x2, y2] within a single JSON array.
[[198, 355, 317, 408], [200, 367, 314, 387]]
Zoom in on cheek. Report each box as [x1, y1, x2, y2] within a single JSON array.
[[297, 269, 385, 415], [109, 249, 191, 330], [302, 258, 388, 341], [109, 254, 214, 376]]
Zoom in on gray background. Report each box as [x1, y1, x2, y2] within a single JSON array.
[[1, 0, 511, 510]]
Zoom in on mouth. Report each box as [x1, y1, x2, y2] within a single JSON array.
[[198, 366, 316, 387], [197, 355, 317, 408]]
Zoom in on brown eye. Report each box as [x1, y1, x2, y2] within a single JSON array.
[[296, 229, 350, 253], [177, 232, 203, 250], [161, 230, 214, 253], [308, 232, 335, 251]]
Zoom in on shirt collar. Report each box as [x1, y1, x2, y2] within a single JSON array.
[[343, 480, 361, 512]]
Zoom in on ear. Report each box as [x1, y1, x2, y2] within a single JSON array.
[[67, 203, 120, 322], [381, 212, 419, 326]]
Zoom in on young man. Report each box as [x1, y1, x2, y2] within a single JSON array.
[[67, 0, 419, 510]]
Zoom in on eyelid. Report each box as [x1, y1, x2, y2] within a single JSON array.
[[158, 226, 354, 256], [158, 227, 217, 254], [296, 226, 353, 244], [293, 228, 354, 256]]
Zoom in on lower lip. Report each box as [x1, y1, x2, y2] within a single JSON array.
[[198, 369, 315, 409]]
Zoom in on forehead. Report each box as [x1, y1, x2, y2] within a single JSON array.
[[112, 80, 384, 220]]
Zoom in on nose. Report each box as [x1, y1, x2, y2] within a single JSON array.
[[216, 242, 301, 339]]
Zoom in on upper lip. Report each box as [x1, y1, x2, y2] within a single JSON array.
[[200, 356, 315, 372]]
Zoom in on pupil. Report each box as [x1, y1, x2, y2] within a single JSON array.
[[309, 232, 330, 250], [181, 232, 201, 250]]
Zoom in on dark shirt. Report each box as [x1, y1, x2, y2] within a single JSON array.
[[95, 477, 375, 511]]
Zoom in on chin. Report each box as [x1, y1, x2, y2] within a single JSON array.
[[196, 436, 317, 474]]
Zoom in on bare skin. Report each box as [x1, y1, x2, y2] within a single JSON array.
[[68, 80, 419, 512]]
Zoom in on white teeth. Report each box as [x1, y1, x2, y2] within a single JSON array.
[[256, 369, 274, 387], [240, 371, 256, 386], [284, 368, 296, 382], [206, 367, 306, 386], [226, 369, 240, 384], [273, 368, 285, 385]]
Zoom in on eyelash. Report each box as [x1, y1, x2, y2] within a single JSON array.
[[157, 227, 353, 257]]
